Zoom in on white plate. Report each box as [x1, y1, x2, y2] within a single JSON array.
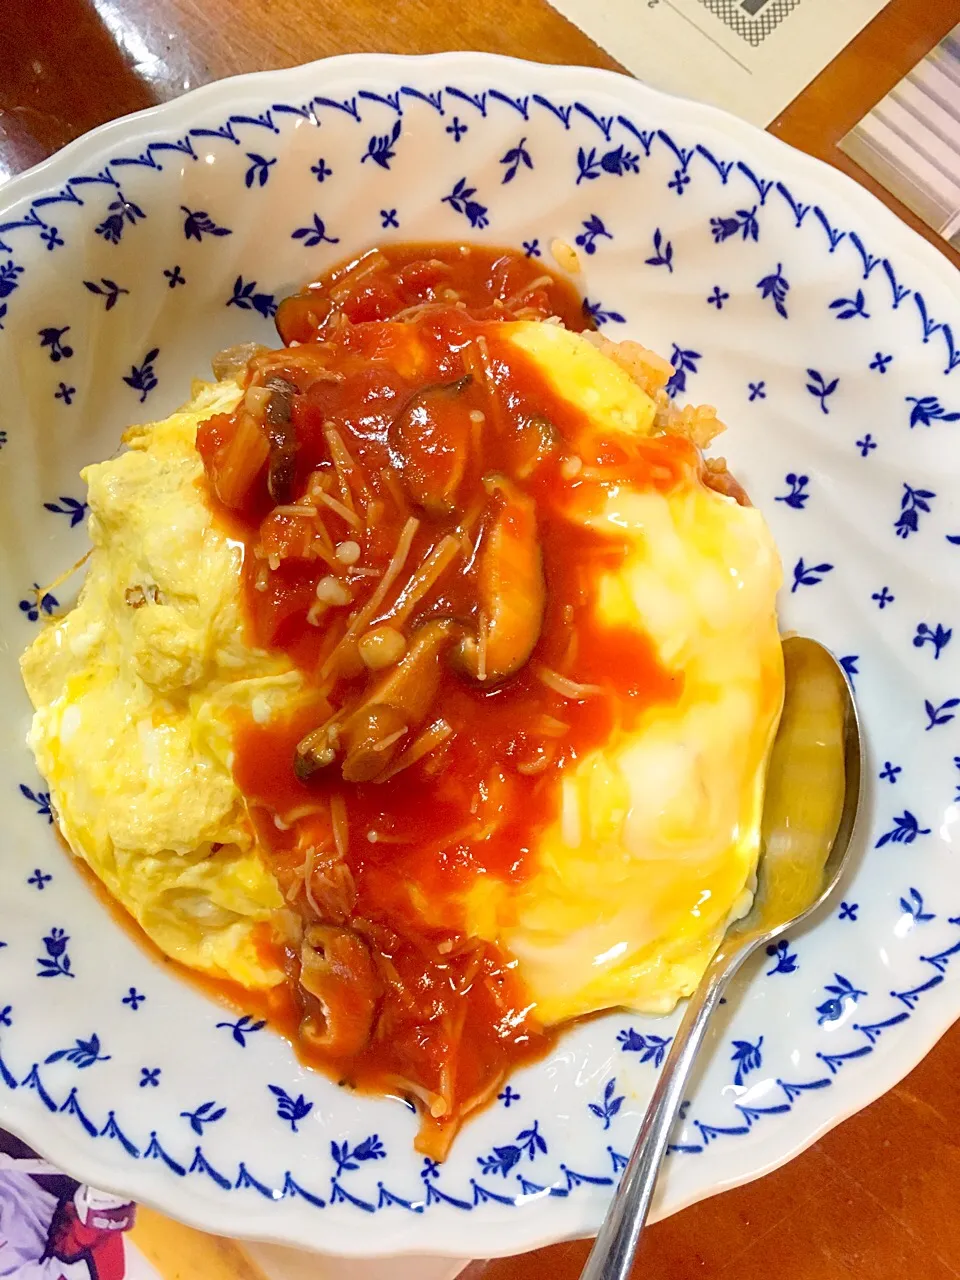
[[0, 52, 959, 1259]]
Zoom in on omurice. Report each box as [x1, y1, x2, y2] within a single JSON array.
[[21, 242, 783, 1158]]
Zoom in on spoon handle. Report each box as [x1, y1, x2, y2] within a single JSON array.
[[579, 961, 731, 1280]]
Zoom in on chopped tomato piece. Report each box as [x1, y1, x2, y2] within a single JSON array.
[[195, 412, 232, 466], [342, 277, 404, 324], [260, 511, 317, 562], [198, 410, 270, 510], [248, 560, 318, 648], [394, 258, 452, 301]]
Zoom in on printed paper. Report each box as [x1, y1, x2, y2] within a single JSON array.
[[549, 0, 892, 126]]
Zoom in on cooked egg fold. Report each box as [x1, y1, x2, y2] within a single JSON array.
[[20, 380, 300, 988]]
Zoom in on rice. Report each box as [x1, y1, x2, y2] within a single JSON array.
[[659, 400, 726, 449], [550, 238, 581, 274], [585, 333, 726, 449]]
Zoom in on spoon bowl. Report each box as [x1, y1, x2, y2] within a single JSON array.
[[580, 637, 863, 1280], [724, 635, 862, 954]]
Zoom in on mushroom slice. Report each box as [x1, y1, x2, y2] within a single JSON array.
[[341, 703, 409, 783], [298, 924, 381, 1058], [262, 375, 300, 505], [388, 376, 473, 515], [338, 619, 461, 782], [211, 342, 269, 381], [455, 475, 545, 684], [295, 620, 460, 782]]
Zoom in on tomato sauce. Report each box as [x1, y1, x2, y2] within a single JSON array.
[[197, 243, 694, 1156]]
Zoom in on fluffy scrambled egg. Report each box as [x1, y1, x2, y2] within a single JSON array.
[[20, 381, 301, 988], [21, 325, 782, 1025]]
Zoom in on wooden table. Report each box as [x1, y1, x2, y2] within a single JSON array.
[[3, 1, 960, 1275]]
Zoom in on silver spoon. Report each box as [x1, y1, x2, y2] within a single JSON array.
[[580, 636, 863, 1280]]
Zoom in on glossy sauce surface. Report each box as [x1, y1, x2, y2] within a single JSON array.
[[198, 244, 691, 1154]]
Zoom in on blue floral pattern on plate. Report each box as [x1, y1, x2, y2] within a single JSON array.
[[0, 53, 958, 1259]]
